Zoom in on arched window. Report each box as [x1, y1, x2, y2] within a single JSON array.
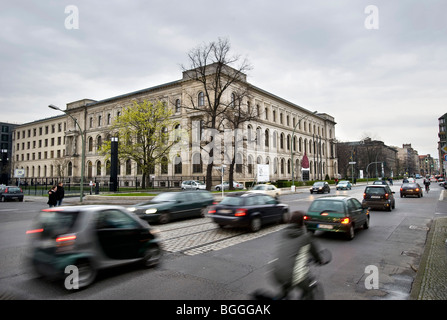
[[96, 136, 102, 151], [175, 99, 181, 113], [68, 162, 73, 176], [174, 156, 182, 174], [192, 153, 202, 173], [265, 129, 269, 147], [96, 161, 101, 176], [280, 133, 284, 149], [88, 137, 93, 152], [198, 92, 204, 106], [161, 156, 168, 174], [236, 153, 243, 173], [126, 159, 132, 175], [87, 161, 93, 178]]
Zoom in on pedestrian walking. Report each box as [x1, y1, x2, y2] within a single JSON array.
[[47, 185, 58, 208], [56, 182, 65, 206]]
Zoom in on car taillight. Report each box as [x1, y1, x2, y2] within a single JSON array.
[[55, 234, 76, 245], [385, 193, 389, 199], [303, 215, 309, 220], [208, 206, 216, 214], [400, 188, 403, 191], [26, 228, 44, 234], [363, 193, 366, 199], [341, 217, 350, 224], [415, 188, 419, 192], [235, 209, 247, 217]]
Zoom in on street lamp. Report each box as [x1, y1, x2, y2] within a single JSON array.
[[291, 111, 318, 191], [49, 104, 85, 203]]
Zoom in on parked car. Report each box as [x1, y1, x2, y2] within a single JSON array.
[[336, 180, 352, 190], [181, 180, 206, 190], [400, 183, 423, 198], [208, 192, 289, 232], [0, 185, 24, 202], [362, 185, 395, 211], [26, 205, 162, 289], [247, 184, 281, 199], [304, 196, 370, 240], [214, 181, 244, 191], [310, 181, 330, 194], [128, 191, 214, 224]]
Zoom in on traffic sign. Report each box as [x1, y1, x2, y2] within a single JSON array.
[[442, 145, 447, 153], [444, 154, 447, 161]]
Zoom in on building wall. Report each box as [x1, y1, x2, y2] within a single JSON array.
[[11, 68, 338, 186]]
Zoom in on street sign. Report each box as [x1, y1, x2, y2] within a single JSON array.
[[442, 145, 447, 153], [14, 169, 25, 178], [444, 154, 447, 161], [348, 162, 356, 165]]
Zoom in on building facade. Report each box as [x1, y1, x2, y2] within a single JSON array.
[[438, 113, 447, 176], [1, 122, 17, 184], [12, 66, 338, 188]]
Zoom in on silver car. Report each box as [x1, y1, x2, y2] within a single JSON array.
[[181, 180, 206, 190], [26, 205, 162, 289]]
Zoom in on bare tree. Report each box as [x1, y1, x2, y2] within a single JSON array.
[[182, 38, 252, 190]]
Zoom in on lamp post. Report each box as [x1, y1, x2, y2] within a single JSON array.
[[291, 111, 318, 191], [49, 104, 85, 203]]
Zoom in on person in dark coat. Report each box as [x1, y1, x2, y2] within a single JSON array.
[[270, 210, 329, 300], [48, 185, 58, 208], [56, 182, 65, 206]]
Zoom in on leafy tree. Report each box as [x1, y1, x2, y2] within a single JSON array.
[[100, 100, 178, 188]]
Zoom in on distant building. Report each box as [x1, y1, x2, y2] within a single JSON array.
[[0, 122, 18, 184], [419, 154, 436, 176], [396, 143, 420, 177], [438, 113, 447, 176], [336, 138, 397, 179]]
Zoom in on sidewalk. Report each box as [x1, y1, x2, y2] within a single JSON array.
[[411, 190, 447, 300]]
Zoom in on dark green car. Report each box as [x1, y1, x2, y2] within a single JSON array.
[[128, 191, 215, 224], [304, 196, 370, 240]]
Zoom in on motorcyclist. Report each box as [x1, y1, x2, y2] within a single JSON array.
[[270, 210, 330, 300]]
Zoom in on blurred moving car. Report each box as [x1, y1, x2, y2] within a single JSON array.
[[26, 205, 161, 289], [362, 185, 395, 211], [372, 180, 389, 186], [400, 183, 423, 198], [128, 191, 214, 224], [304, 196, 370, 240], [310, 181, 330, 194], [247, 184, 281, 199], [214, 181, 244, 191], [0, 185, 24, 202], [181, 180, 206, 190], [336, 180, 352, 190], [208, 193, 289, 232]]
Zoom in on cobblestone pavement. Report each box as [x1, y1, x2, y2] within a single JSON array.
[[414, 216, 447, 299], [156, 217, 286, 256]]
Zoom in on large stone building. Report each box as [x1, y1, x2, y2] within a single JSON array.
[[11, 65, 338, 188], [438, 113, 447, 176], [0, 122, 18, 184]]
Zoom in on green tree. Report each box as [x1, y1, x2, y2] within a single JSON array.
[[100, 100, 178, 188]]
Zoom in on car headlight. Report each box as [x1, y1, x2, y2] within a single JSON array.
[[319, 187, 323, 190], [145, 208, 158, 214], [128, 207, 136, 212]]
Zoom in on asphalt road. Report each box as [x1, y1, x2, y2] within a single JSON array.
[[0, 181, 445, 300]]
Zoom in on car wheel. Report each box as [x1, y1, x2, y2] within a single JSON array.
[[363, 216, 370, 229], [0, 196, 5, 202], [159, 212, 170, 224], [73, 259, 97, 289], [200, 206, 207, 218], [142, 244, 162, 268], [250, 217, 261, 233], [346, 224, 355, 240], [216, 187, 221, 191], [281, 210, 290, 224]]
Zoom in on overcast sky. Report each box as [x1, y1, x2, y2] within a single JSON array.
[[1, 0, 446, 157]]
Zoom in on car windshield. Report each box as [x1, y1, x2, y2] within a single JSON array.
[[253, 185, 266, 190], [402, 183, 418, 188], [308, 200, 345, 213], [313, 182, 324, 186], [194, 181, 205, 185], [151, 193, 178, 202], [6, 187, 21, 192], [34, 210, 80, 238], [220, 196, 244, 206], [339, 181, 348, 185]]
